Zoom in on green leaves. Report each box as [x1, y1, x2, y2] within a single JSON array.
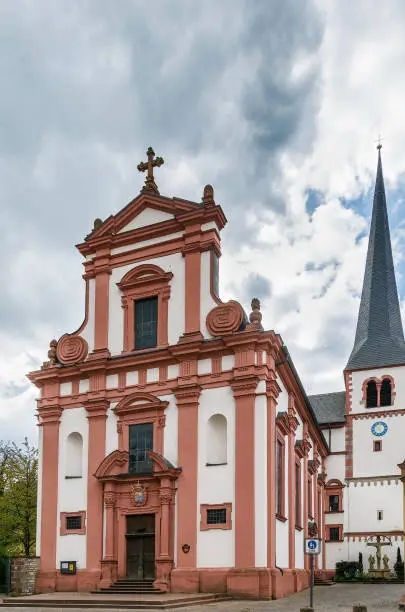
[[0, 438, 38, 557]]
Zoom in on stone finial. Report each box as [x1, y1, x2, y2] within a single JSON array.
[[246, 297, 263, 331], [41, 339, 58, 369], [93, 218, 103, 231], [137, 146, 164, 194], [202, 184, 215, 207]]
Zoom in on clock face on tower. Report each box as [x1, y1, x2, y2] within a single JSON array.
[[371, 421, 388, 437]]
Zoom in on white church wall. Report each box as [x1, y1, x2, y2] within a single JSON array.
[[325, 454, 345, 482], [56, 407, 89, 569], [36, 427, 43, 557], [108, 253, 185, 355], [325, 541, 348, 569], [353, 415, 405, 477], [79, 278, 95, 353], [295, 530, 304, 569], [197, 386, 235, 568], [276, 374, 288, 413], [350, 365, 405, 414], [330, 427, 345, 452], [117, 207, 174, 233], [254, 394, 267, 567], [105, 403, 118, 456], [276, 520, 289, 568], [345, 480, 403, 533], [160, 394, 178, 467], [111, 232, 184, 255], [200, 250, 218, 339]]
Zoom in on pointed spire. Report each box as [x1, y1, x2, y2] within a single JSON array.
[[346, 146, 405, 370]]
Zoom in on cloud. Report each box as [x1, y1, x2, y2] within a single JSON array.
[[2, 0, 405, 440]]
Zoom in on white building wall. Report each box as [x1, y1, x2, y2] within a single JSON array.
[[197, 387, 235, 568], [345, 480, 403, 534], [276, 374, 288, 413], [295, 530, 304, 569], [36, 427, 43, 557], [353, 415, 405, 477], [330, 427, 345, 452], [200, 250, 218, 340], [118, 207, 174, 232], [326, 540, 348, 569], [160, 394, 178, 467], [350, 365, 405, 413], [276, 520, 289, 568], [79, 278, 95, 352], [325, 455, 345, 482], [254, 394, 267, 567], [108, 253, 185, 355], [56, 407, 89, 569], [105, 403, 118, 456]]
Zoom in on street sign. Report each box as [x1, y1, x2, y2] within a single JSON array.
[[304, 538, 321, 555]]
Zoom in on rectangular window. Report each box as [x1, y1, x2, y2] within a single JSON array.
[[374, 440, 382, 452], [295, 462, 301, 527], [129, 423, 153, 474], [377, 510, 383, 521], [207, 508, 227, 525], [308, 477, 313, 518], [276, 439, 284, 516], [134, 297, 158, 350], [329, 494, 340, 513], [66, 515, 82, 531], [329, 527, 340, 541]]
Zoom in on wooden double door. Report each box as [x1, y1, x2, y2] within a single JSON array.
[[126, 514, 155, 580]]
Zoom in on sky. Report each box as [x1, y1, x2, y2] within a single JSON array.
[[2, 0, 405, 445]]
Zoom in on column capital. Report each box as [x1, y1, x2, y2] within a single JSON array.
[[84, 399, 109, 418], [266, 378, 281, 399], [174, 385, 201, 406], [37, 405, 63, 425], [104, 491, 116, 507], [231, 376, 259, 398]]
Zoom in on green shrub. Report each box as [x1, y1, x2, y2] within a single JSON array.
[[335, 561, 359, 579], [394, 546, 404, 581]]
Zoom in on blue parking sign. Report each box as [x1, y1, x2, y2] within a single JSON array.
[[304, 538, 321, 555]]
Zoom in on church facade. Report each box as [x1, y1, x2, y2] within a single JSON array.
[[28, 145, 405, 599]]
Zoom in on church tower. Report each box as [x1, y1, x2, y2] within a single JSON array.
[[337, 146, 405, 572]]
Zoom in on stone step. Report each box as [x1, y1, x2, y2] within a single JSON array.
[[1, 594, 231, 610]]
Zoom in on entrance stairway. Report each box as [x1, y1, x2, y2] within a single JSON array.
[[97, 579, 160, 594], [314, 575, 335, 586]]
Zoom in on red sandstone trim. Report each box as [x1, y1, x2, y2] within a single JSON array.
[[118, 264, 172, 352], [276, 430, 286, 519], [200, 503, 232, 531], [326, 524, 343, 542], [325, 479, 344, 513], [210, 249, 222, 305], [60, 511, 86, 536], [114, 392, 167, 455]]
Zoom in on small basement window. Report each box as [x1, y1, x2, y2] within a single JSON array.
[[207, 508, 226, 525], [200, 503, 232, 531], [66, 515, 82, 531], [377, 510, 383, 521], [374, 440, 382, 452]]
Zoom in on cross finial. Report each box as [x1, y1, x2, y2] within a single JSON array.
[[375, 134, 384, 151], [137, 147, 164, 194]]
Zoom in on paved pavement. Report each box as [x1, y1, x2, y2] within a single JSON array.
[[0, 584, 404, 611]]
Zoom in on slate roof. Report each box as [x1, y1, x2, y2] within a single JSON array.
[[308, 391, 346, 425], [346, 148, 405, 371]]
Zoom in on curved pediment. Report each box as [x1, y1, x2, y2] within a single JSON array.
[[95, 450, 129, 478], [114, 392, 168, 417]]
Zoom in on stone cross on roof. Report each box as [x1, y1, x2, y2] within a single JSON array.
[[137, 147, 164, 194]]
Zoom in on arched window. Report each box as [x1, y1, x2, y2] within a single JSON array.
[[380, 378, 392, 407], [206, 414, 227, 465], [65, 432, 83, 478], [366, 381, 378, 408]]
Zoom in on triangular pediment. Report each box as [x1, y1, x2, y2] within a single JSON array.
[[85, 192, 200, 241], [117, 207, 174, 233]]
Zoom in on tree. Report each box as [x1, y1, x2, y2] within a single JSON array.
[[0, 439, 38, 557], [358, 552, 363, 574]]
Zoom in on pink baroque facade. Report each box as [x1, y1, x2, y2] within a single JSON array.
[[29, 148, 329, 599]]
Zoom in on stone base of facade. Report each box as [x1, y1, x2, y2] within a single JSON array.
[[37, 567, 310, 600], [171, 567, 310, 600]]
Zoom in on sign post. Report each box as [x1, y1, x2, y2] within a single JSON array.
[[304, 538, 321, 610]]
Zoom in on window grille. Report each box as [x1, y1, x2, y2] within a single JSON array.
[[66, 516, 82, 530], [329, 527, 340, 541], [134, 297, 158, 350], [329, 495, 340, 512], [206, 508, 227, 524], [129, 423, 153, 474]]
